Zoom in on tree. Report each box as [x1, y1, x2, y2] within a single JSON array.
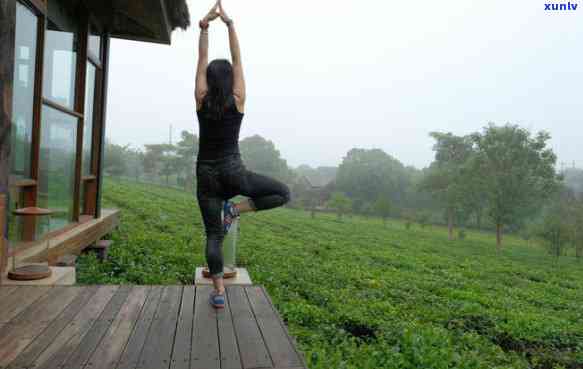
[[472, 124, 561, 251], [351, 198, 365, 215], [104, 141, 129, 178], [175, 131, 198, 191], [126, 147, 145, 182], [374, 197, 391, 226], [575, 198, 583, 260], [564, 168, 583, 196], [295, 165, 337, 187], [416, 211, 431, 229], [336, 149, 412, 211], [419, 133, 475, 240], [537, 201, 572, 259], [143, 144, 177, 185], [240, 135, 294, 183], [329, 192, 352, 220]]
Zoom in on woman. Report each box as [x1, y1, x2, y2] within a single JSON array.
[[195, 1, 291, 309]]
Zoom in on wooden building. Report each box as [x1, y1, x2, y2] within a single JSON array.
[[0, 0, 190, 279]]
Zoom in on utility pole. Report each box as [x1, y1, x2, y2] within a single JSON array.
[[169, 124, 173, 145]]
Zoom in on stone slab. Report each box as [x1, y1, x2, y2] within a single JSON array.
[[1, 267, 76, 286], [194, 267, 252, 286]]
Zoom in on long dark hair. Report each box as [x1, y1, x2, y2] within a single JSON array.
[[203, 59, 234, 121]]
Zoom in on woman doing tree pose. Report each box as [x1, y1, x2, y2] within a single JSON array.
[[195, 1, 290, 309]]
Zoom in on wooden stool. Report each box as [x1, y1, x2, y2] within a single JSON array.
[[8, 207, 53, 281]]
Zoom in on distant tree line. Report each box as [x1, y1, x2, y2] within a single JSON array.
[[104, 123, 583, 258], [104, 133, 293, 191]]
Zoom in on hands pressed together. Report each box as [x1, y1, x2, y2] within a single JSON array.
[[199, 0, 233, 30]]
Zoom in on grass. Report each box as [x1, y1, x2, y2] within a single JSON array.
[[77, 179, 583, 369]]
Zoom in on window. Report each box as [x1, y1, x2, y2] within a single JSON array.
[[11, 3, 38, 179], [43, 20, 78, 109], [7, 186, 26, 243], [83, 63, 96, 176], [37, 105, 78, 233]]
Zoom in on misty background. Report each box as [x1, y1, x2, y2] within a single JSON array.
[[105, 0, 582, 169]]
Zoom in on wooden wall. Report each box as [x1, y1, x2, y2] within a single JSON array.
[[0, 0, 16, 279]]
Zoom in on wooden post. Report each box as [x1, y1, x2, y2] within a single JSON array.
[[95, 34, 111, 219], [73, 15, 90, 222], [1, 0, 17, 280]]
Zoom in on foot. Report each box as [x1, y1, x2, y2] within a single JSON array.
[[209, 290, 225, 309], [222, 201, 239, 235]]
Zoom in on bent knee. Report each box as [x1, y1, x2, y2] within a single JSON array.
[[280, 184, 291, 205]]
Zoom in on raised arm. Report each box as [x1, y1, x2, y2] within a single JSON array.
[[219, 1, 246, 111], [195, 3, 219, 110]]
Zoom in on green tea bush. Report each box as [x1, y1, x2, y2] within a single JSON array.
[[77, 180, 583, 369]]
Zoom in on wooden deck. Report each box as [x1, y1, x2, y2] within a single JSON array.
[[0, 286, 307, 369]]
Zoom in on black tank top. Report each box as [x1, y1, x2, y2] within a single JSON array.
[[197, 96, 244, 161]]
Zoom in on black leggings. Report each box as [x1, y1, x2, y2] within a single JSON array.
[[196, 154, 290, 277]]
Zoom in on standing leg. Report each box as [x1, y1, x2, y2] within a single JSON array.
[[198, 195, 226, 292], [196, 165, 227, 307]]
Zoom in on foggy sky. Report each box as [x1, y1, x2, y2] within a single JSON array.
[[106, 0, 582, 169]]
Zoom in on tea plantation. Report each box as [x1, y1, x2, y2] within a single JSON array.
[[77, 180, 583, 369]]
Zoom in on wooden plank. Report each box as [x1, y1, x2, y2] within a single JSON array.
[[41, 98, 84, 119], [0, 287, 51, 323], [0, 287, 82, 367], [85, 286, 150, 369], [20, 209, 120, 264], [246, 287, 304, 369], [0, 286, 18, 300], [227, 287, 272, 369], [58, 286, 131, 369], [137, 286, 182, 369], [169, 286, 194, 369], [191, 286, 220, 369], [218, 288, 242, 369], [115, 286, 163, 369], [32, 286, 119, 369], [7, 286, 99, 369]]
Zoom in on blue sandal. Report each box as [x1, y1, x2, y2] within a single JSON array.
[[209, 291, 225, 309]]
